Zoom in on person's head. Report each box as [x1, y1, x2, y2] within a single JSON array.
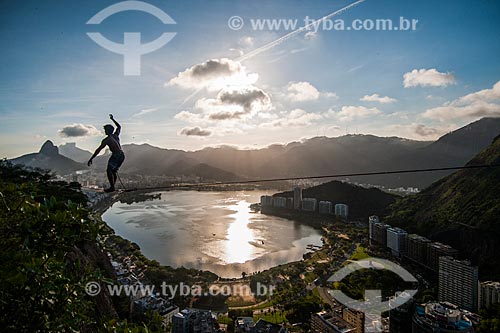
[[104, 124, 114, 135]]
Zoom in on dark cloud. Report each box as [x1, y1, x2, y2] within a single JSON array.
[[179, 126, 212, 137], [218, 88, 270, 112], [58, 124, 99, 137], [413, 124, 439, 137], [191, 59, 234, 78], [208, 111, 247, 121]]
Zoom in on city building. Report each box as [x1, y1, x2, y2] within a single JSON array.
[[405, 234, 431, 267], [133, 295, 179, 326], [386, 227, 407, 258], [479, 281, 500, 309], [293, 186, 302, 210], [334, 204, 349, 220], [172, 308, 217, 333], [388, 291, 413, 333], [311, 311, 356, 333], [251, 318, 287, 333], [235, 317, 255, 332], [342, 308, 363, 333], [319, 201, 333, 214], [301, 198, 317, 212], [260, 195, 273, 213], [412, 302, 477, 333], [272, 196, 287, 208], [371, 223, 391, 247], [439, 257, 479, 312], [260, 195, 273, 207], [368, 216, 379, 244], [427, 242, 458, 272], [286, 197, 294, 210]]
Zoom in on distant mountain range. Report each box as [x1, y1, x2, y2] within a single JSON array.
[[58, 142, 92, 163], [385, 133, 500, 279], [8, 117, 500, 187]]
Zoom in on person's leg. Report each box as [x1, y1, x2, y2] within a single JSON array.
[[106, 168, 116, 191]]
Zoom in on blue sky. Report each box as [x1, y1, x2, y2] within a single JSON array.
[[1, 0, 500, 158]]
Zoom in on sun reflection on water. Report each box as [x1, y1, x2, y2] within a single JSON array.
[[224, 200, 255, 264]]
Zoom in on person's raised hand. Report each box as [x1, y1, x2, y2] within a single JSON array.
[[109, 114, 114, 120]]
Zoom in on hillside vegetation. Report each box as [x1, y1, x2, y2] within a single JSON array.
[[385, 135, 500, 279]]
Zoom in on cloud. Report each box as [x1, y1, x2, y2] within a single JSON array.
[[179, 126, 212, 137], [423, 80, 500, 121], [403, 68, 456, 88], [174, 111, 204, 123], [330, 105, 381, 122], [239, 36, 254, 48], [261, 109, 322, 128], [304, 31, 317, 40], [286, 81, 320, 102], [196, 86, 272, 121], [360, 93, 396, 104], [58, 124, 100, 137], [166, 58, 258, 91], [412, 124, 440, 137], [285, 81, 337, 102], [385, 123, 455, 140], [132, 108, 158, 118]]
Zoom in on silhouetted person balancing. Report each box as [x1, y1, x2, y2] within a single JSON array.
[[88, 114, 125, 192]]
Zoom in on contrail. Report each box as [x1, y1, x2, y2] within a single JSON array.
[[178, 0, 366, 107], [237, 0, 366, 62]]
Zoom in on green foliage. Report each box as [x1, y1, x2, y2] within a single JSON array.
[[384, 137, 500, 279], [477, 303, 500, 333], [349, 245, 369, 261], [0, 161, 145, 332], [331, 268, 417, 301]]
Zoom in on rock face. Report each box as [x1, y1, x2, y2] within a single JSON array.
[[59, 142, 92, 163], [11, 141, 85, 175], [39, 140, 59, 156]]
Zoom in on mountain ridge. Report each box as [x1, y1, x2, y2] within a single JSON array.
[[9, 117, 500, 188], [385, 134, 500, 279]]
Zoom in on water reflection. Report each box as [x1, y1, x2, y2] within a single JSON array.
[[102, 191, 322, 277], [225, 201, 255, 264]]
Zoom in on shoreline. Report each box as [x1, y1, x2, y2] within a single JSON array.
[[88, 188, 326, 280]]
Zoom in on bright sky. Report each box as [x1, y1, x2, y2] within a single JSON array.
[[1, 0, 500, 158]]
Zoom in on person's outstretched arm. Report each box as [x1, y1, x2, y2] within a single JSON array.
[[88, 140, 106, 166], [109, 114, 121, 135]]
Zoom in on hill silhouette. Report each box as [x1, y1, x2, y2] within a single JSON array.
[[275, 180, 397, 221], [10, 140, 85, 175]]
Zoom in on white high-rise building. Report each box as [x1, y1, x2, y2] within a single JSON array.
[[334, 204, 348, 220], [386, 227, 407, 258], [273, 196, 287, 208], [479, 281, 500, 309], [369, 216, 379, 243], [260, 195, 273, 207], [293, 186, 302, 210], [438, 256, 479, 312]]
